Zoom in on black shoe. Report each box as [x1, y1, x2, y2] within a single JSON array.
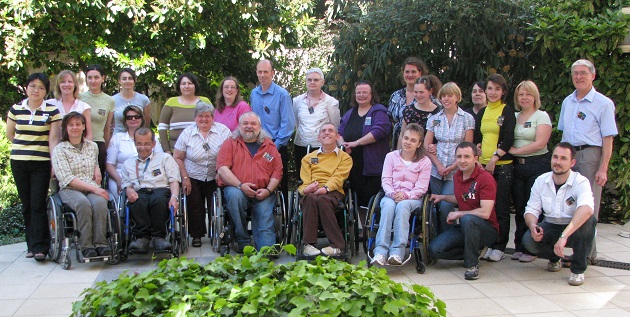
[[129, 237, 150, 253], [96, 246, 112, 256], [192, 237, 202, 247], [82, 248, 98, 258], [151, 237, 172, 251], [235, 243, 247, 254]]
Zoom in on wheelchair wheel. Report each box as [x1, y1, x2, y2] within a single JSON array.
[[344, 189, 357, 259], [179, 191, 188, 254], [289, 190, 300, 249], [211, 188, 225, 253], [47, 194, 64, 263], [364, 190, 384, 263], [274, 191, 286, 245], [105, 192, 121, 264], [420, 195, 437, 266], [118, 190, 130, 262]]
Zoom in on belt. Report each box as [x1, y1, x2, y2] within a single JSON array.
[[514, 153, 550, 165], [574, 144, 596, 151]]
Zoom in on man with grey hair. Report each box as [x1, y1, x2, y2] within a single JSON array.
[[293, 67, 340, 173], [558, 59, 617, 262], [217, 111, 283, 252]]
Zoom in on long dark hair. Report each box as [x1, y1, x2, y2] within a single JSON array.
[[61, 112, 87, 142]]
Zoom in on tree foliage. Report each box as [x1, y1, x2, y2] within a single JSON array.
[[327, 0, 535, 111]]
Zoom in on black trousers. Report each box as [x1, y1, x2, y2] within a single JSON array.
[[128, 188, 170, 238], [11, 160, 51, 254]]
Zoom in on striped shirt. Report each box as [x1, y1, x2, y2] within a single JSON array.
[[173, 122, 231, 181], [8, 100, 62, 161]]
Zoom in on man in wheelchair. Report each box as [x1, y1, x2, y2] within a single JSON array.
[[121, 127, 181, 253], [428, 142, 498, 280], [217, 112, 282, 252], [298, 123, 352, 257]]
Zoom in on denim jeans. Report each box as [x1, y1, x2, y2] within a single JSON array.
[[224, 186, 276, 249], [430, 176, 455, 234], [522, 216, 596, 274], [512, 154, 550, 253], [374, 197, 421, 259], [59, 188, 109, 249], [11, 160, 51, 254], [490, 164, 513, 251], [428, 214, 498, 267]]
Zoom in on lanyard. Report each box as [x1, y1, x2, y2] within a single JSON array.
[[135, 158, 150, 186]]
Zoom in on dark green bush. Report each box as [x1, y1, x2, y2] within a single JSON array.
[[72, 246, 446, 316]]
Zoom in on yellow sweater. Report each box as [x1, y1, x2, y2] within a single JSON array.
[[298, 149, 353, 195]]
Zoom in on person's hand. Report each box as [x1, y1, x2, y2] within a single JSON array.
[[94, 170, 102, 185], [314, 187, 327, 195], [126, 188, 139, 203], [484, 159, 496, 174], [441, 165, 455, 176], [596, 169, 608, 186], [393, 191, 406, 203], [436, 163, 447, 176], [341, 142, 355, 155], [305, 181, 319, 194], [116, 180, 122, 194], [182, 177, 192, 195], [427, 144, 437, 155], [554, 235, 567, 258], [255, 188, 272, 200], [430, 194, 443, 203], [508, 146, 517, 155], [530, 225, 544, 242], [93, 187, 109, 200], [240, 182, 257, 198], [446, 211, 461, 224], [169, 195, 179, 212]]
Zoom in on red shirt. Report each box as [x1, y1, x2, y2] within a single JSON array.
[[216, 136, 283, 189], [454, 165, 499, 233]]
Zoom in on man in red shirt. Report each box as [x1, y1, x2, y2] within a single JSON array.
[[217, 112, 283, 252], [428, 142, 498, 280]]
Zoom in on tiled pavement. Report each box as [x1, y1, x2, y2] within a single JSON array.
[[0, 218, 629, 317]]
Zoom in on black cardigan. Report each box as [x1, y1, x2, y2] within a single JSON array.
[[473, 104, 516, 162]]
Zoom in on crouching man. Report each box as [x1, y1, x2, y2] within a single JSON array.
[[522, 142, 596, 286]]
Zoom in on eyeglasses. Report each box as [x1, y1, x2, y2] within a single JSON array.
[[572, 71, 591, 78], [126, 115, 142, 120], [223, 85, 238, 90]]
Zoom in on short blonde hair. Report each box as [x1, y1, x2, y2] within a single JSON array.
[[437, 82, 462, 103], [514, 80, 541, 111]]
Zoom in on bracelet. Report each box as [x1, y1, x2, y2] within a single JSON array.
[[265, 188, 272, 195], [355, 140, 360, 146], [238, 182, 243, 189], [171, 194, 179, 200]]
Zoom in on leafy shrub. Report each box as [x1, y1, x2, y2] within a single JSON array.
[[72, 246, 446, 316]]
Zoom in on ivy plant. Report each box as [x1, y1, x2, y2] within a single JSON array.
[[71, 246, 446, 317]]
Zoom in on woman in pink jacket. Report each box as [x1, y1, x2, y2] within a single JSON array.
[[371, 123, 431, 266]]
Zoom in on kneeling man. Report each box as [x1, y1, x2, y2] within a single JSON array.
[[522, 142, 596, 286], [299, 123, 352, 257], [428, 142, 498, 280]]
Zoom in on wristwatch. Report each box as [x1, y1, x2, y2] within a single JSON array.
[[323, 185, 330, 192], [493, 151, 501, 159]]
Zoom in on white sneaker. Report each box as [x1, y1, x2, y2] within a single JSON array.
[[371, 254, 386, 266], [388, 255, 403, 265], [487, 249, 504, 262], [480, 248, 493, 260], [322, 246, 343, 256], [568, 273, 585, 286], [302, 244, 321, 256]]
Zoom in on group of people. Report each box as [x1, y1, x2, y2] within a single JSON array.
[[6, 57, 615, 288]]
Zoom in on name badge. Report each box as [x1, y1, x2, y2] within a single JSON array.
[[98, 109, 106, 116], [152, 169, 162, 177], [308, 107, 314, 114], [497, 116, 505, 126], [565, 196, 576, 206], [577, 112, 586, 120], [310, 157, 319, 164], [263, 152, 273, 162], [202, 143, 210, 151], [432, 120, 441, 127], [365, 117, 372, 125], [264, 106, 270, 114], [524, 122, 532, 128]]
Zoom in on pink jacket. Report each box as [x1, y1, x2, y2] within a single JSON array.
[[381, 150, 431, 200]]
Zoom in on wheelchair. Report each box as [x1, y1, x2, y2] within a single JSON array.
[[47, 190, 121, 270], [209, 187, 287, 256], [363, 190, 437, 273], [116, 187, 187, 260], [287, 180, 360, 262]]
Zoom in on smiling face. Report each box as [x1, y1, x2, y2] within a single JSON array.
[[403, 64, 422, 86], [471, 84, 487, 106], [179, 76, 196, 97], [238, 113, 261, 142], [413, 82, 431, 105], [354, 83, 372, 107], [571, 65, 595, 93], [86, 70, 104, 93], [119, 71, 135, 91], [306, 72, 325, 93], [125, 110, 143, 131], [485, 81, 503, 103], [222, 79, 238, 103], [59, 74, 76, 97], [440, 93, 457, 110], [66, 116, 86, 140], [256, 60, 275, 88], [134, 132, 155, 160], [456, 146, 478, 174], [516, 86, 535, 110], [317, 123, 339, 147], [195, 111, 214, 132]]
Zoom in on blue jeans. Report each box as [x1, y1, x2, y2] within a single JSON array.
[[430, 176, 454, 234], [428, 214, 498, 267], [522, 217, 596, 274], [374, 197, 421, 258], [223, 186, 276, 249]]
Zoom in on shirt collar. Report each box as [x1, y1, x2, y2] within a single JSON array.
[[544, 169, 576, 187], [317, 146, 340, 155], [137, 151, 155, 163], [20, 99, 47, 112], [571, 87, 597, 103]]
